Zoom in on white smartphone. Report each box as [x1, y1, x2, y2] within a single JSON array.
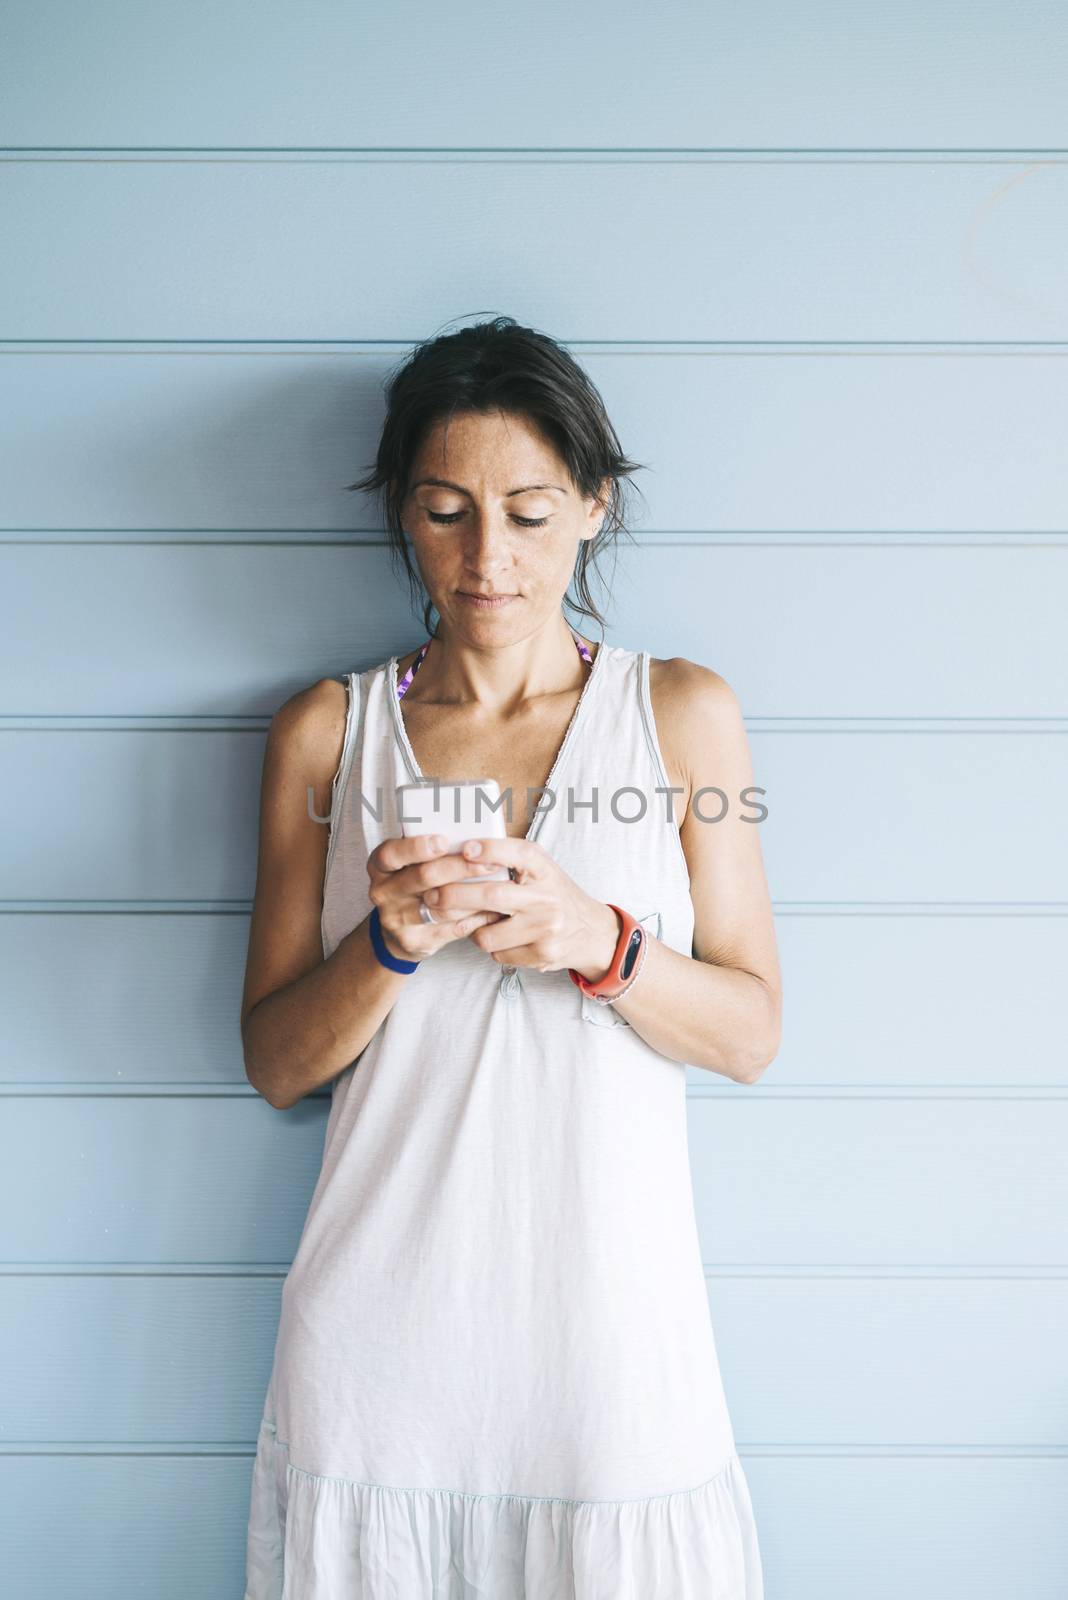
[[397, 779, 511, 883]]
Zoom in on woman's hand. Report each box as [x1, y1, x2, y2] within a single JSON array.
[[366, 833, 507, 964], [421, 837, 622, 982]]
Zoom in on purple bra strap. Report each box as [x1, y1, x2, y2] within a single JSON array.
[[396, 627, 593, 700]]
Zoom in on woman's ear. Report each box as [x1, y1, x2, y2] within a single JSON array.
[[582, 479, 611, 540]]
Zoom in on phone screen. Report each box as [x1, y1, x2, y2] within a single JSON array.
[[397, 779, 511, 883]]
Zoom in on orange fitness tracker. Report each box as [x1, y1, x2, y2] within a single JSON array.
[[568, 903, 649, 1004]]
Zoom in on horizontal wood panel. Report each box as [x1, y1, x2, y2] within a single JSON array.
[[2, 912, 1065, 1089], [4, 350, 1066, 533], [1, 1097, 1064, 1265], [0, 1454, 252, 1600], [689, 1098, 1068, 1267], [0, 1276, 281, 1441], [755, 729, 1068, 902], [765, 912, 1068, 1085], [0, 914, 252, 1086], [743, 1455, 1068, 1600], [2, 1453, 1063, 1600], [2, 728, 1064, 902], [2, 1274, 1064, 1446], [0, 1098, 323, 1263], [712, 1276, 1068, 1445], [3, 0, 1065, 148], [2, 159, 1065, 340], [4, 544, 1067, 717]]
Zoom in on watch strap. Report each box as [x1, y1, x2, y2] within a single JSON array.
[[568, 903, 648, 1003]]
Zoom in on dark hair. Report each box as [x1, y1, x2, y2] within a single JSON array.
[[347, 315, 647, 638]]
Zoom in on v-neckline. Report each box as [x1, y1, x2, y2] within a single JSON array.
[[387, 636, 609, 845]]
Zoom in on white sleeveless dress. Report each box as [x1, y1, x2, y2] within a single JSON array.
[[244, 637, 764, 1599]]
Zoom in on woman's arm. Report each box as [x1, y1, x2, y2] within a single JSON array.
[[607, 658, 782, 1083], [240, 679, 413, 1111]]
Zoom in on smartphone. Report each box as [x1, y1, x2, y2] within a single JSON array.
[[397, 779, 511, 883]]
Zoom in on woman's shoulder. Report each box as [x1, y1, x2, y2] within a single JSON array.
[[264, 674, 354, 796], [646, 655, 745, 797], [647, 653, 741, 721]]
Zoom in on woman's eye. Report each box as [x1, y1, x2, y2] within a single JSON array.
[[427, 511, 549, 528]]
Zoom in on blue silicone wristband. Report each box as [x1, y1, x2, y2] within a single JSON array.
[[368, 905, 420, 973]]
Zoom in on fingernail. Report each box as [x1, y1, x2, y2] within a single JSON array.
[[464, 841, 481, 856], [433, 835, 446, 851]]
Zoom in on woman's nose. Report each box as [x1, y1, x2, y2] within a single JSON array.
[[462, 521, 514, 569]]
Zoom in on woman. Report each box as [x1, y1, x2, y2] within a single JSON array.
[[241, 316, 781, 1598]]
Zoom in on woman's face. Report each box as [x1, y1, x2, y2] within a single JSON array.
[[399, 408, 606, 639]]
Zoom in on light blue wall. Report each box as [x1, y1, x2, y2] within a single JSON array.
[[2, 4, 1066, 1595]]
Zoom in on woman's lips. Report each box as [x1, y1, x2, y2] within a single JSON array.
[[456, 592, 518, 609]]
